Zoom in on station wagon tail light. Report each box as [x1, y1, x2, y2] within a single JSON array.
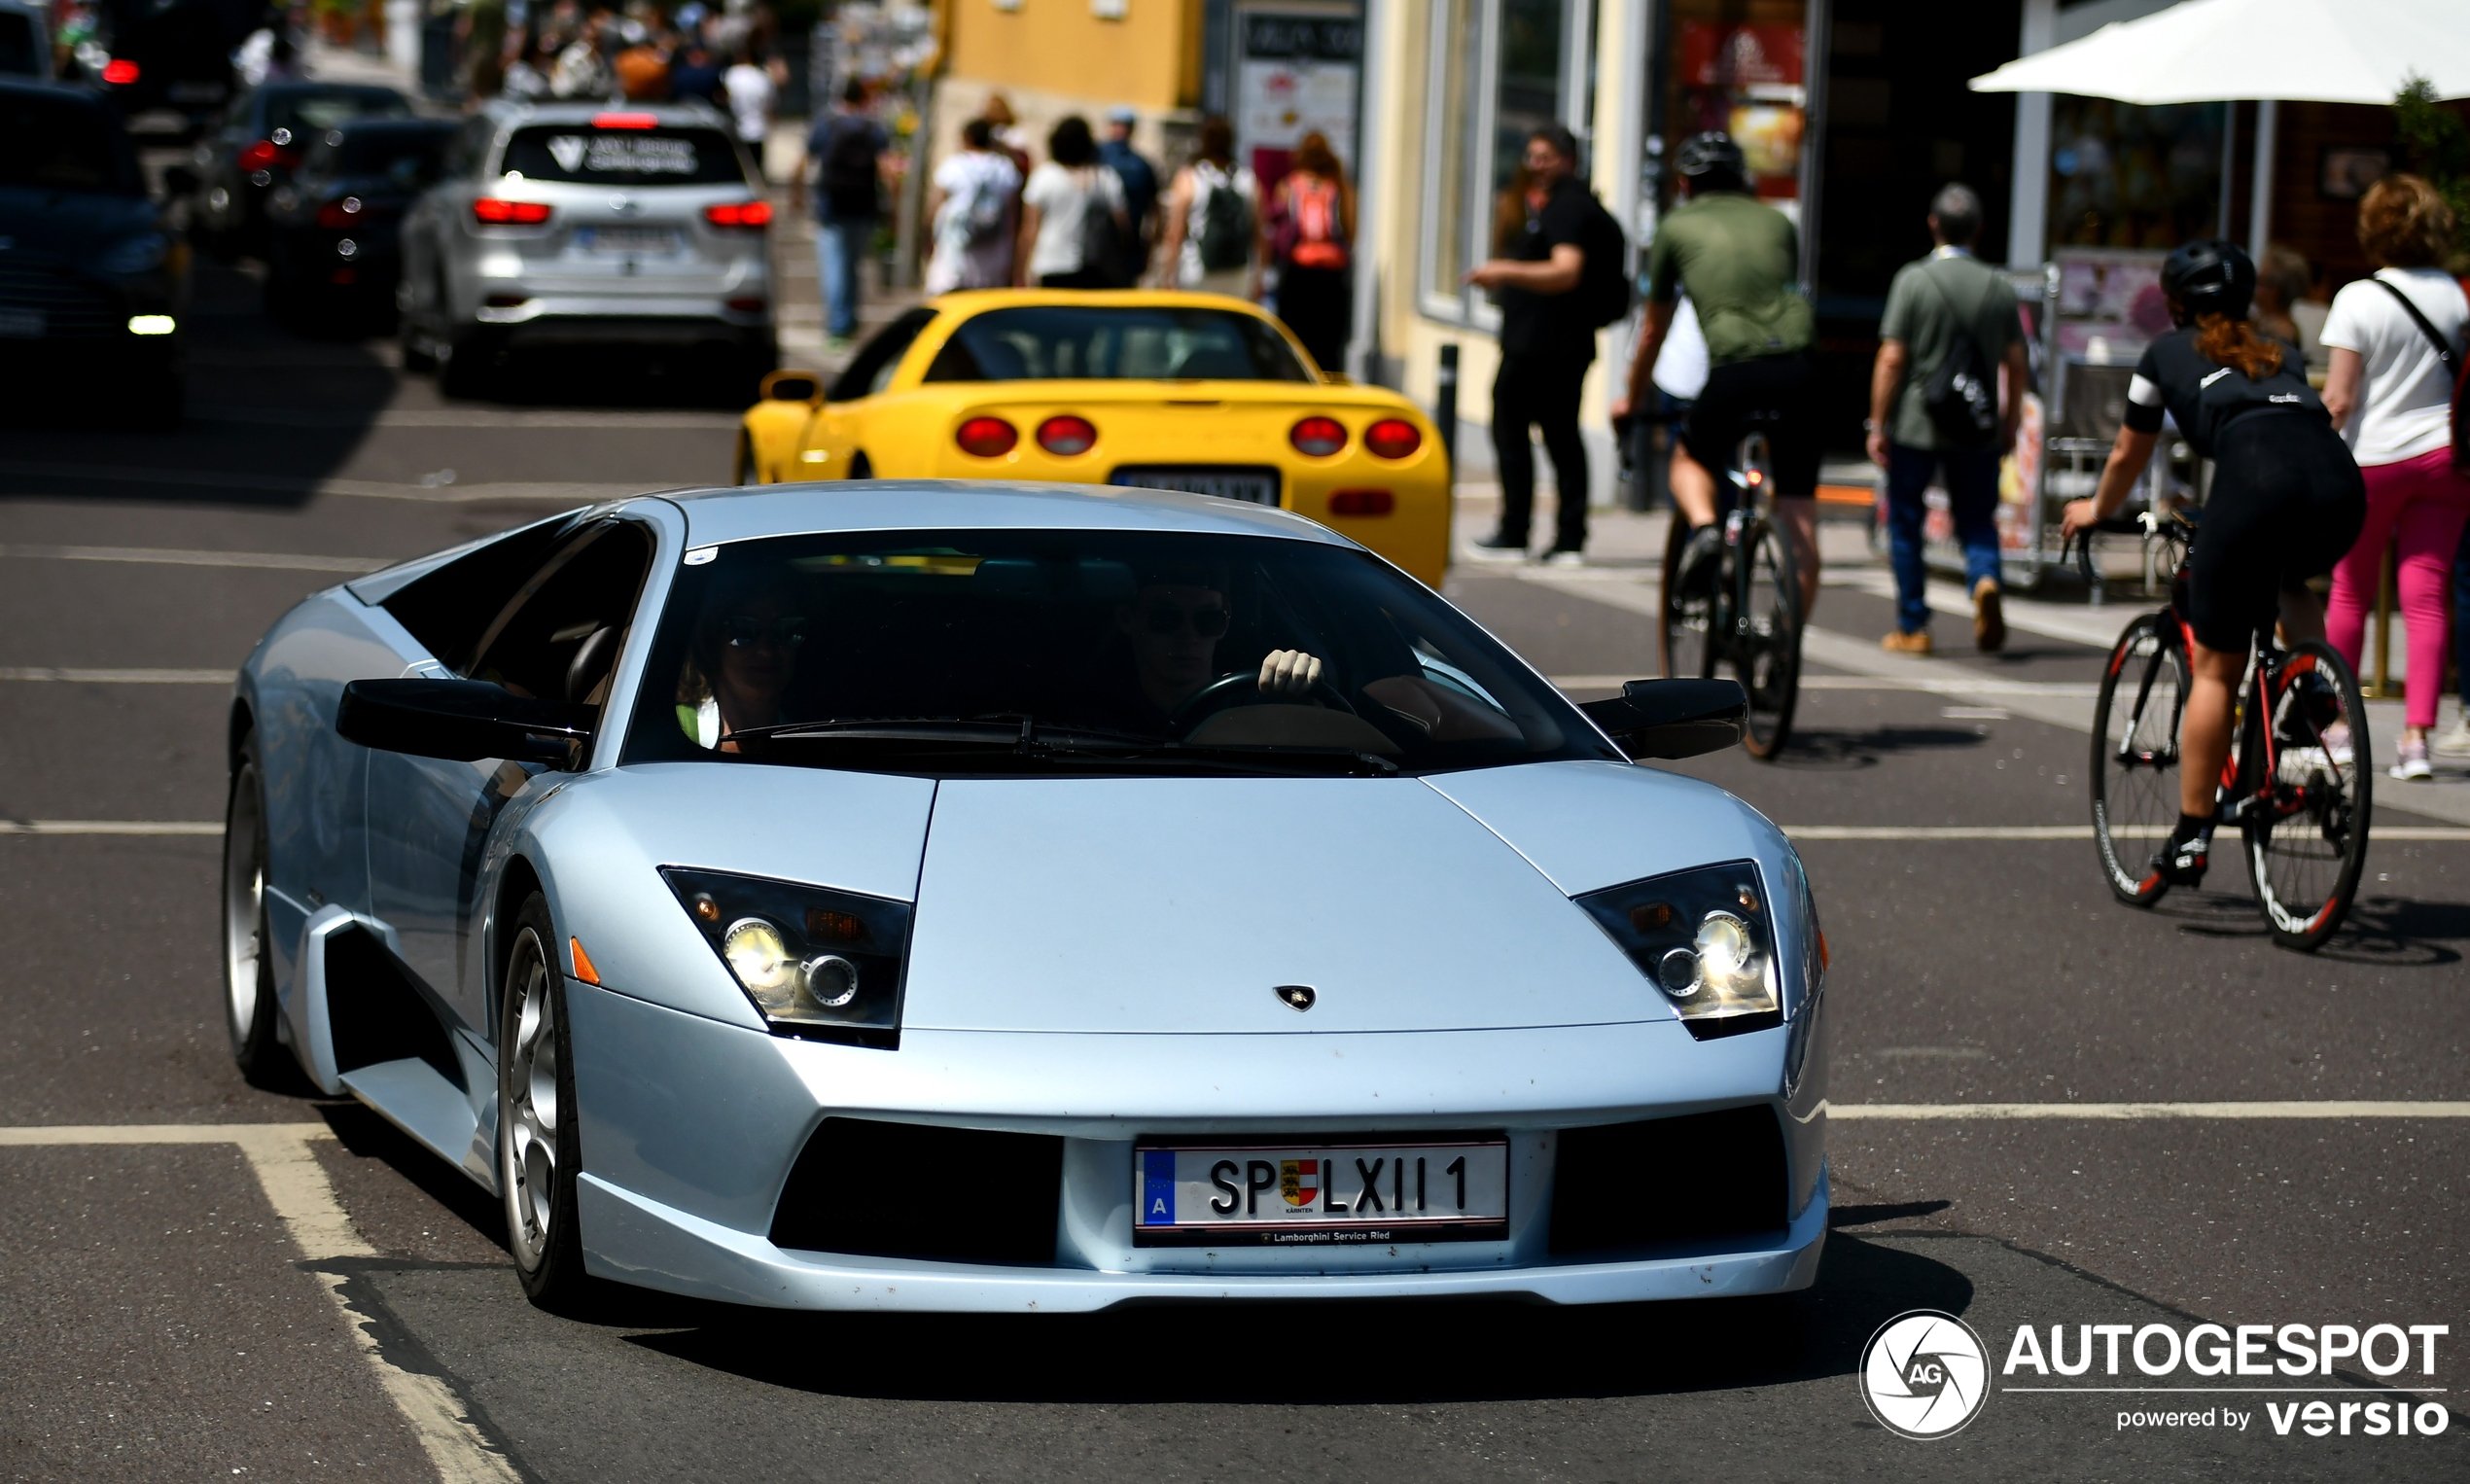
[[661, 866, 908, 1043], [1289, 416, 1348, 457], [101, 58, 139, 84], [1364, 418, 1422, 459], [1327, 488, 1394, 516], [955, 415, 1018, 457], [316, 196, 365, 229], [472, 197, 552, 226], [592, 111, 659, 128], [1576, 861, 1782, 1040], [704, 199, 772, 229], [1036, 414, 1097, 455]]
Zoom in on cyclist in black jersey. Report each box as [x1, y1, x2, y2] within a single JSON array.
[[2061, 240, 2366, 888]]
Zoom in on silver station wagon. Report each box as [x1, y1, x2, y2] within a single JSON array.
[[397, 99, 777, 398]]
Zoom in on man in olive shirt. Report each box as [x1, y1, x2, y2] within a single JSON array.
[[1867, 184, 2029, 654], [1613, 133, 1820, 615]]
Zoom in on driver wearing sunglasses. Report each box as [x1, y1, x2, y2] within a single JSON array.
[[1117, 578, 1324, 724], [680, 583, 808, 751]]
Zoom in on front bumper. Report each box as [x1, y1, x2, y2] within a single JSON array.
[[565, 980, 1826, 1312]]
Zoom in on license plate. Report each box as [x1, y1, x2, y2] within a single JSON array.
[[0, 308, 43, 338], [577, 226, 681, 255], [167, 82, 228, 102], [1134, 1135, 1509, 1247], [1111, 466, 1280, 506]]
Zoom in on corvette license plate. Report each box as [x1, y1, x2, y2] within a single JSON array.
[[1133, 1135, 1509, 1247], [577, 226, 681, 255], [1110, 466, 1280, 506]]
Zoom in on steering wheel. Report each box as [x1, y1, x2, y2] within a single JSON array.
[[1165, 670, 1356, 736]]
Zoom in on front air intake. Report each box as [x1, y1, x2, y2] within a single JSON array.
[[770, 1117, 1063, 1266], [1547, 1105, 1788, 1256]]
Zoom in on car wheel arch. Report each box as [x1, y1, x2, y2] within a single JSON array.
[[227, 697, 255, 775], [489, 853, 548, 1026]]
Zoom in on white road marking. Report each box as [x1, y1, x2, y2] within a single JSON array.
[[1548, 674, 2104, 697], [0, 666, 232, 683], [0, 820, 224, 835], [1832, 1101, 2470, 1119], [1783, 825, 2470, 841], [0, 542, 391, 573], [194, 406, 737, 431], [0, 458, 636, 505], [0, 1122, 520, 1483]]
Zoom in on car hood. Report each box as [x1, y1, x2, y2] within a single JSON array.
[[0, 186, 159, 265], [898, 775, 1672, 1036]]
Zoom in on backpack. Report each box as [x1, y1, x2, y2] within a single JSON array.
[[1574, 190, 1631, 328], [1920, 265, 1999, 447], [959, 161, 1008, 246], [1280, 175, 1347, 270], [1075, 170, 1137, 286], [1194, 165, 1253, 273], [2374, 278, 2470, 473], [821, 116, 881, 219]]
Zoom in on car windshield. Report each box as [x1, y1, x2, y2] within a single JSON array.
[[921, 306, 1315, 383], [501, 124, 748, 186], [264, 88, 407, 136], [311, 123, 454, 177], [624, 529, 1612, 776], [0, 92, 141, 194]]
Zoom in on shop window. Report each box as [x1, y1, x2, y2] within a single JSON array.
[[2046, 97, 2225, 253]]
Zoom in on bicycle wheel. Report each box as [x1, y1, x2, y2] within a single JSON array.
[[1734, 516, 1802, 760], [2088, 613, 2188, 906], [1659, 513, 1717, 681], [2242, 639, 2371, 951]]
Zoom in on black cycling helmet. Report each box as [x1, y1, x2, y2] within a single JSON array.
[[1673, 131, 1747, 181], [2161, 239, 2257, 324]]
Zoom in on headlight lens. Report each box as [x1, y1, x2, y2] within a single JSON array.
[[1577, 861, 1782, 1039], [662, 867, 909, 1043]]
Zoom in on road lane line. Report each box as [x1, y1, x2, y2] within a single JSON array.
[[1782, 825, 2470, 840], [1832, 1101, 2470, 1119], [194, 406, 737, 430], [0, 458, 638, 505], [0, 1122, 521, 1484], [0, 666, 232, 683], [0, 820, 224, 835], [0, 542, 391, 572], [1547, 674, 2104, 696]]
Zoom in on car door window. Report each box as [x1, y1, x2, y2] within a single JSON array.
[[828, 307, 937, 401], [469, 522, 654, 704], [380, 514, 582, 668]]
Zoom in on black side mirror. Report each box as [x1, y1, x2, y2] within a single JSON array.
[[760, 370, 823, 404], [337, 678, 596, 765], [1578, 679, 1747, 760]]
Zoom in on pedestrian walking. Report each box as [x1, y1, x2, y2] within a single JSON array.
[[1018, 115, 1132, 290], [1464, 124, 1625, 565], [1865, 183, 2031, 655], [925, 117, 1021, 295], [2320, 174, 2470, 780], [806, 78, 888, 348], [1267, 130, 1352, 373], [1098, 105, 1158, 269], [723, 44, 775, 152], [980, 93, 1035, 185], [1159, 117, 1258, 300], [666, 34, 722, 106]]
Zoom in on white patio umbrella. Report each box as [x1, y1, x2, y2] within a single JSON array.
[[1966, 0, 2470, 106]]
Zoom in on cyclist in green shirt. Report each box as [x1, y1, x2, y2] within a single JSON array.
[[1611, 133, 1821, 615]]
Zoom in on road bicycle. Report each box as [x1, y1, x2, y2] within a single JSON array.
[[1659, 421, 1802, 759], [2075, 510, 2371, 951]]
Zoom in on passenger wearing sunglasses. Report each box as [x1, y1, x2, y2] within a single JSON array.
[[1113, 577, 1324, 725], [680, 584, 808, 751]]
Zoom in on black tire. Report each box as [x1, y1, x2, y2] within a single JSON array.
[[734, 429, 760, 485], [1734, 516, 1802, 760], [848, 450, 873, 480], [499, 893, 592, 1310], [2242, 640, 2372, 951], [222, 732, 287, 1082], [1659, 514, 1716, 682], [2089, 613, 2187, 906]]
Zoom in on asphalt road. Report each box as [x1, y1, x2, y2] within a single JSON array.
[[4, 248, 2467, 1484]]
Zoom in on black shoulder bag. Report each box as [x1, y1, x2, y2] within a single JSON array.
[[2374, 278, 2469, 473], [1921, 265, 1999, 447]]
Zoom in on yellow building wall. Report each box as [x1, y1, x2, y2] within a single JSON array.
[[945, 0, 1200, 116]]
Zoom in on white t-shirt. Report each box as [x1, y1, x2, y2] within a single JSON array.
[[926, 149, 1021, 294], [1022, 161, 1124, 279], [2320, 266, 2467, 466], [723, 63, 774, 146]]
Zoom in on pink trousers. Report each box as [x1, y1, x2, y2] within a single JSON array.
[[2326, 446, 2470, 729]]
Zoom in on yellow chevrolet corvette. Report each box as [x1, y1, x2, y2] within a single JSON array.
[[735, 290, 1451, 585]]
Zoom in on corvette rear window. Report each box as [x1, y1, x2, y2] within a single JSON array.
[[921, 306, 1314, 383], [500, 125, 749, 186], [624, 530, 1615, 776]]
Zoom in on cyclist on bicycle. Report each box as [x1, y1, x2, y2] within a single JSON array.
[[1611, 131, 1821, 616], [2060, 239, 2366, 889]]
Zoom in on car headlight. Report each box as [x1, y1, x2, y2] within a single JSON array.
[[660, 866, 909, 1044], [99, 232, 169, 276], [1577, 861, 1782, 1039]]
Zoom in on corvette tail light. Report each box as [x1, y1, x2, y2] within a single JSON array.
[[1364, 418, 1423, 459], [472, 197, 552, 226], [592, 111, 659, 128], [315, 196, 365, 229], [1327, 488, 1394, 516], [661, 866, 909, 1043], [101, 58, 139, 84], [1289, 416, 1348, 457], [237, 139, 299, 173], [955, 415, 1018, 457], [1036, 414, 1097, 455], [1576, 861, 1782, 1040], [704, 199, 773, 229]]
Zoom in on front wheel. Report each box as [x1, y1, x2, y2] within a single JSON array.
[[2089, 613, 2188, 905], [2243, 640, 2371, 951], [1659, 514, 1716, 682], [1734, 517, 1801, 760], [500, 894, 592, 1310], [222, 732, 287, 1082]]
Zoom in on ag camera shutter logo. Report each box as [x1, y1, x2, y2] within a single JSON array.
[[1860, 1310, 1992, 1439]]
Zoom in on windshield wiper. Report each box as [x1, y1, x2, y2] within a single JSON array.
[[724, 716, 1400, 775]]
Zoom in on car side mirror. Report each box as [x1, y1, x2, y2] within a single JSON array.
[[337, 678, 596, 766], [1577, 678, 1747, 760], [761, 370, 824, 405]]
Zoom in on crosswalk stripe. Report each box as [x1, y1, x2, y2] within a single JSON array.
[[0, 542, 391, 573], [0, 667, 231, 684], [0, 821, 223, 835]]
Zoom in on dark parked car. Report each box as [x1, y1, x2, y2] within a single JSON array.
[[194, 80, 410, 253], [81, 0, 256, 124], [265, 116, 455, 325], [0, 80, 189, 424]]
